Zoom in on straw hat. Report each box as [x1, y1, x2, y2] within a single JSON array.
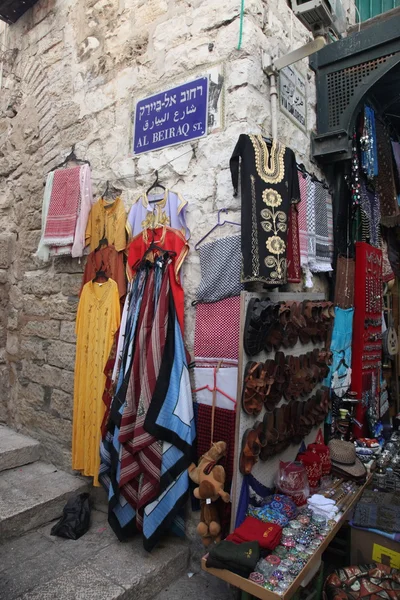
[[328, 439, 366, 479]]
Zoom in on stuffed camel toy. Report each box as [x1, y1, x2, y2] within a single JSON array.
[[188, 441, 230, 546]]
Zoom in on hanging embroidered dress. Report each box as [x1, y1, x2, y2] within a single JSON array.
[[80, 245, 127, 299], [127, 226, 189, 334], [126, 190, 190, 241], [86, 196, 127, 252], [72, 278, 120, 485], [230, 134, 300, 286]]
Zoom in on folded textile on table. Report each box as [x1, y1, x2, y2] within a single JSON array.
[[263, 494, 298, 520], [226, 517, 282, 550], [353, 490, 400, 533], [307, 494, 338, 519], [235, 474, 274, 529], [350, 520, 400, 543], [247, 505, 289, 528], [206, 540, 260, 578]]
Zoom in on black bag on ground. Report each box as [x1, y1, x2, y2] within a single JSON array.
[[51, 492, 91, 540]]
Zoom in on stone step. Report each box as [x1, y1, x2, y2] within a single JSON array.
[[0, 461, 89, 540], [0, 509, 190, 600], [0, 425, 41, 472]]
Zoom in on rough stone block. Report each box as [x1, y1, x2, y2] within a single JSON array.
[[0, 233, 16, 269], [21, 273, 61, 296], [53, 257, 85, 274], [6, 333, 19, 357], [60, 321, 76, 343], [50, 388, 73, 420], [0, 425, 41, 472], [0, 461, 89, 540], [21, 319, 60, 340], [61, 273, 82, 297], [18, 382, 45, 408], [19, 338, 46, 361], [23, 295, 78, 321], [21, 361, 74, 394], [136, 0, 168, 26], [47, 340, 76, 371]]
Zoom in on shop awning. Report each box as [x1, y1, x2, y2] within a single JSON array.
[[310, 12, 400, 163], [0, 0, 39, 25]]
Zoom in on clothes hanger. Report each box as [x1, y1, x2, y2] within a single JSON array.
[[146, 170, 166, 201], [194, 208, 241, 250], [92, 261, 109, 283], [262, 135, 273, 145], [131, 234, 177, 271], [102, 180, 122, 203], [95, 237, 108, 252], [50, 145, 91, 172], [193, 364, 236, 404]]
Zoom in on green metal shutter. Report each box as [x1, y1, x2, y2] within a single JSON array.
[[356, 0, 400, 21]]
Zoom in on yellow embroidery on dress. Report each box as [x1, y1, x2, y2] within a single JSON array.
[[250, 135, 285, 184], [261, 187, 287, 282], [141, 209, 170, 230]]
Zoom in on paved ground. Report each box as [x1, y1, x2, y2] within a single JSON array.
[[153, 570, 236, 600], [0, 508, 236, 600]]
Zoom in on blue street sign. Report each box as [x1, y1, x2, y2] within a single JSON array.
[[133, 76, 209, 154]]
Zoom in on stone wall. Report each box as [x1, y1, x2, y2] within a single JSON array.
[[0, 0, 355, 469]]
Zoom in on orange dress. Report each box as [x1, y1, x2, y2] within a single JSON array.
[[80, 246, 126, 299]]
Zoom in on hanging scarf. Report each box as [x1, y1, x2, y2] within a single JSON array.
[[361, 106, 378, 180], [310, 181, 332, 273], [360, 180, 381, 248], [43, 165, 82, 246], [376, 118, 400, 227], [298, 172, 308, 268]]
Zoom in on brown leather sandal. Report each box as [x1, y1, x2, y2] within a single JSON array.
[[302, 301, 319, 343], [265, 303, 290, 352], [274, 404, 291, 454], [241, 362, 264, 416], [259, 410, 280, 461], [282, 302, 299, 349], [240, 428, 261, 475]]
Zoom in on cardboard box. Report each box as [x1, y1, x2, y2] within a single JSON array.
[[351, 527, 400, 569]]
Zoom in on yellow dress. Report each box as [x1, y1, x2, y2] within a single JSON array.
[[85, 197, 127, 252], [72, 278, 120, 485]]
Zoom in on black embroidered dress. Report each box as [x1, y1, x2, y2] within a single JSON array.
[[230, 134, 300, 286]]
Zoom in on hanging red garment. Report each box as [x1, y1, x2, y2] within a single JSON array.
[[351, 242, 383, 438], [287, 201, 301, 283], [127, 226, 188, 335]]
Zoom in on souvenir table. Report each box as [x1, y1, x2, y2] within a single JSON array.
[[202, 475, 372, 600]]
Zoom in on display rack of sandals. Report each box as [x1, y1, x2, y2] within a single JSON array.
[[231, 292, 334, 524]]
